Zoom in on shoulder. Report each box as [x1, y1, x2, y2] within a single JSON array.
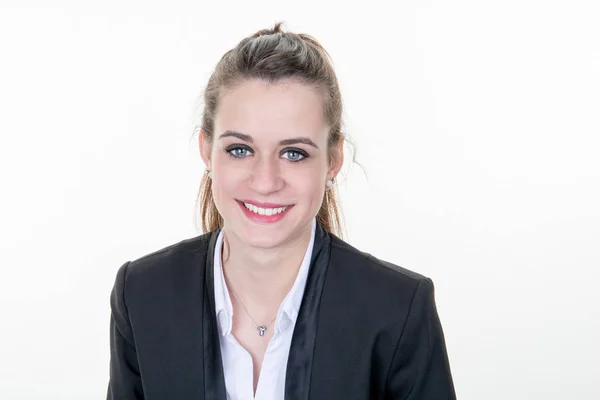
[[113, 231, 214, 296], [317, 235, 438, 348], [329, 234, 430, 284], [110, 232, 216, 342], [129, 232, 212, 273], [326, 235, 434, 309]]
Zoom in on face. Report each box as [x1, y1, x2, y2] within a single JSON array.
[[200, 78, 343, 249]]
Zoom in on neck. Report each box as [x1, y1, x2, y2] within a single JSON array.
[[221, 222, 313, 306]]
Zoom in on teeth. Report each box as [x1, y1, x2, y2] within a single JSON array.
[[243, 202, 288, 216]]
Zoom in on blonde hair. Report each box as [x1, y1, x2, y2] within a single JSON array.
[[194, 22, 353, 239]]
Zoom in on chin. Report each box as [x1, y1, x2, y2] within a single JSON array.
[[240, 220, 294, 247], [235, 220, 307, 251], [244, 235, 284, 249]]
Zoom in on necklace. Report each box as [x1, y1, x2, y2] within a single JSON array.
[[228, 286, 277, 337]]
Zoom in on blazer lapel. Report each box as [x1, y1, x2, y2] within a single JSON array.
[[285, 222, 332, 400], [203, 229, 227, 399]]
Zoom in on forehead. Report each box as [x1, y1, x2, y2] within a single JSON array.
[[215, 79, 328, 142]]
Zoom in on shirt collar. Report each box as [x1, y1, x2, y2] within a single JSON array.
[[213, 217, 317, 336]]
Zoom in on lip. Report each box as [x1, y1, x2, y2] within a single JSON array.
[[236, 200, 293, 224], [239, 199, 290, 208]]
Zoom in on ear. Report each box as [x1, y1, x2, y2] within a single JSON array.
[[328, 137, 344, 180], [198, 130, 212, 170]]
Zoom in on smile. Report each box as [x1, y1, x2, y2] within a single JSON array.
[[237, 200, 293, 223], [243, 202, 289, 216]]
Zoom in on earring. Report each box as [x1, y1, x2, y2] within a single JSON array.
[[326, 178, 334, 188], [206, 170, 212, 179]]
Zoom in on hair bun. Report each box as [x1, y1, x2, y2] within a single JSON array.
[[251, 21, 286, 38]]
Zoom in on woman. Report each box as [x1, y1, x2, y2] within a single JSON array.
[[107, 23, 456, 400]]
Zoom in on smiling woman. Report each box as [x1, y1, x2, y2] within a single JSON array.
[[107, 22, 456, 400]]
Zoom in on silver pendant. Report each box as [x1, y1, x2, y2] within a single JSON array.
[[257, 326, 267, 336]]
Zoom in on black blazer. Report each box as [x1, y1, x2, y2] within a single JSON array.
[[107, 223, 456, 399]]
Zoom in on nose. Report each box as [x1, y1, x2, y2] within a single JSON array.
[[248, 156, 284, 195]]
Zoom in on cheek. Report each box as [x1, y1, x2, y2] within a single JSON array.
[[285, 163, 321, 183], [212, 153, 243, 184], [214, 151, 253, 175], [292, 168, 326, 202], [213, 171, 241, 197]]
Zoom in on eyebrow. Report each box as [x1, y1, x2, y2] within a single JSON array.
[[218, 130, 319, 149]]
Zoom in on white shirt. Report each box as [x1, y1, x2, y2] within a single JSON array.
[[213, 218, 316, 400]]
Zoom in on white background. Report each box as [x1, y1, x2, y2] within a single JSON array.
[[1, 0, 599, 399]]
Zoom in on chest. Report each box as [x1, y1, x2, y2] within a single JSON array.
[[219, 318, 295, 399], [230, 306, 277, 365], [233, 324, 272, 358]]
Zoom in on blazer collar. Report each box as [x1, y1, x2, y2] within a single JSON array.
[[202, 220, 332, 400]]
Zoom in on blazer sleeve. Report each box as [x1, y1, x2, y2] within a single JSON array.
[[107, 261, 145, 399], [385, 278, 456, 400]]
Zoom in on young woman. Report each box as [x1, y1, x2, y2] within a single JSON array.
[[107, 23, 456, 400]]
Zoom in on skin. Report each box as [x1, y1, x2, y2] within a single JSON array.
[[199, 78, 343, 393]]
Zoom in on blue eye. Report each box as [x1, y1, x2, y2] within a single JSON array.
[[226, 145, 252, 158], [282, 149, 308, 162]]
